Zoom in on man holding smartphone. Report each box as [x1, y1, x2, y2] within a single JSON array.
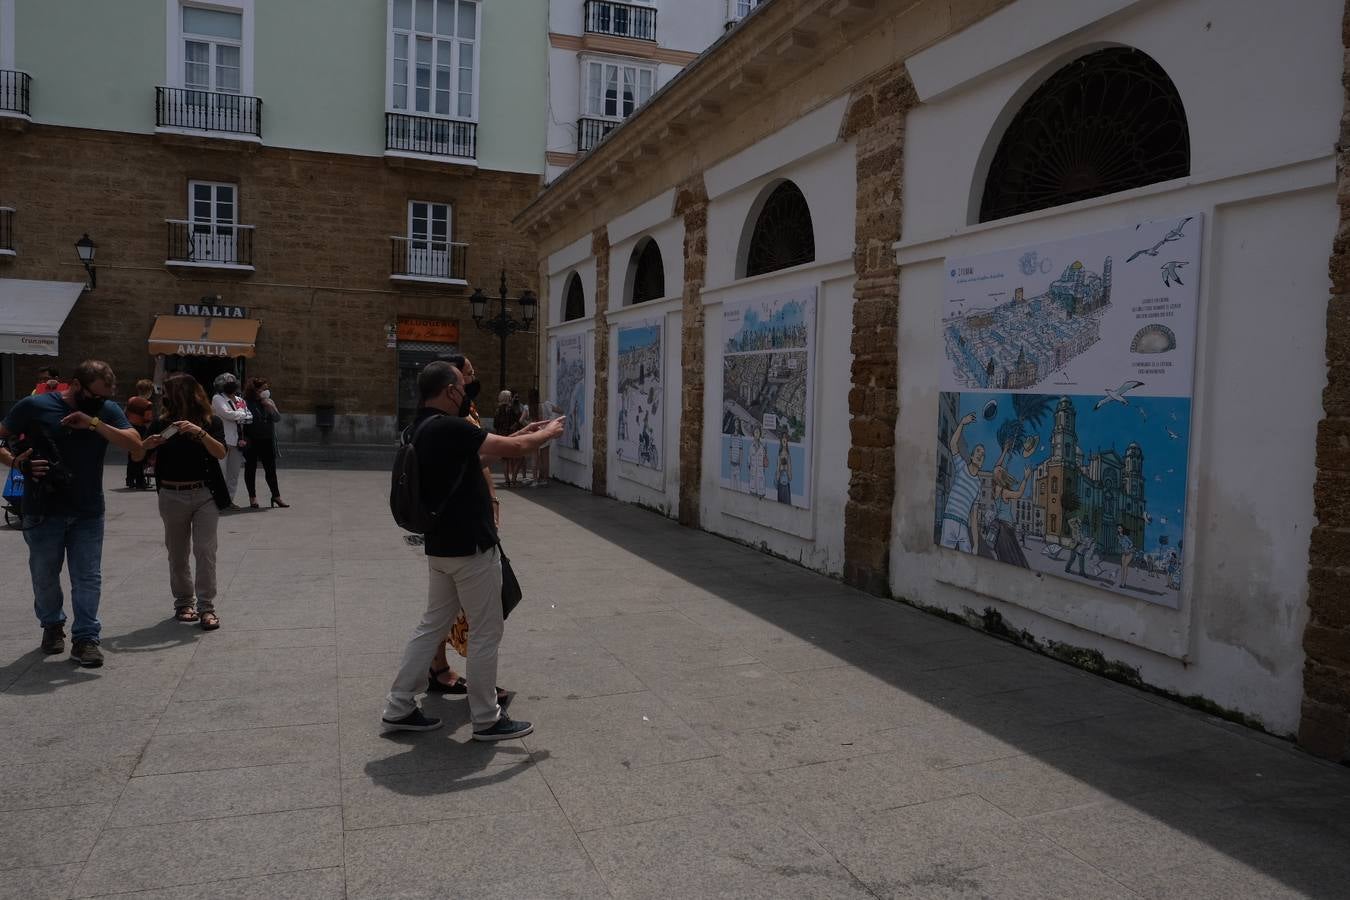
[[0, 360, 142, 667]]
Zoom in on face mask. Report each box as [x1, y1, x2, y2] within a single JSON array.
[[259, 390, 271, 400], [464, 380, 481, 402], [75, 387, 106, 417]]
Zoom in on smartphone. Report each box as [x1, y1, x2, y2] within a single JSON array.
[[159, 424, 179, 440]]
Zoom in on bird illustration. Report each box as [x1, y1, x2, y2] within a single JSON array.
[[1094, 380, 1145, 410], [1166, 468, 1175, 474], [1137, 407, 1148, 422], [1160, 260, 1188, 287], [1154, 475, 1163, 483], [1170, 411, 1178, 421], [1127, 217, 1194, 263], [1144, 512, 1153, 525], [1160, 516, 1169, 526], [1165, 426, 1180, 440]]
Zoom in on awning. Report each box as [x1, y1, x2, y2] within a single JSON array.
[[0, 279, 85, 356], [148, 315, 260, 358]]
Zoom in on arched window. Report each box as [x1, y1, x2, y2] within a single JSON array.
[[627, 237, 665, 304], [563, 272, 585, 321], [743, 180, 815, 278], [979, 47, 1189, 223]]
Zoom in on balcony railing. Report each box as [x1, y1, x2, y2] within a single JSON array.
[[584, 0, 657, 41], [385, 112, 477, 161], [0, 70, 31, 117], [156, 87, 262, 137], [391, 236, 469, 283], [166, 220, 255, 269], [578, 117, 621, 153], [0, 207, 14, 255]]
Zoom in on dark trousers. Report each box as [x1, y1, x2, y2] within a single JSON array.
[[244, 438, 281, 500]]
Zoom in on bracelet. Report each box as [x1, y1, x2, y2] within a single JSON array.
[[491, 498, 500, 505]]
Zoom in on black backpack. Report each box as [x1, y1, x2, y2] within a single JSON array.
[[390, 415, 465, 534]]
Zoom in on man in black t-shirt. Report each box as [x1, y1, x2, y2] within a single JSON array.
[[382, 362, 564, 740], [0, 360, 144, 668]]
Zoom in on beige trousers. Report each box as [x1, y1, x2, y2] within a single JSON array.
[[158, 487, 219, 612]]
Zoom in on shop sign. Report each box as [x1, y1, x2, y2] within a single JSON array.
[[397, 317, 459, 343], [176, 303, 248, 318], [174, 343, 232, 357]]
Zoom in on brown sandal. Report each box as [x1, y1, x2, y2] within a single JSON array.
[[174, 607, 199, 623], [199, 612, 220, 631]]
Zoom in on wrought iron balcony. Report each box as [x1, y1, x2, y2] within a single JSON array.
[[578, 117, 621, 153], [165, 220, 256, 270], [156, 87, 262, 137], [390, 236, 469, 284], [0, 70, 30, 118], [584, 0, 657, 41], [0, 207, 14, 256], [385, 112, 477, 161]]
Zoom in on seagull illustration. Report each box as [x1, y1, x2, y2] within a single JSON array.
[[1127, 217, 1194, 263], [1160, 260, 1188, 287], [1166, 468, 1175, 474], [1137, 407, 1148, 422], [1170, 411, 1178, 421], [1165, 426, 1180, 440], [1144, 512, 1153, 525], [1094, 380, 1145, 410], [1154, 475, 1163, 483]]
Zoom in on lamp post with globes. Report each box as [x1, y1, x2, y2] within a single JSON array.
[[74, 233, 97, 290], [470, 269, 537, 392]]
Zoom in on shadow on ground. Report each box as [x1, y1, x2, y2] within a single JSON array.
[[515, 482, 1350, 899]]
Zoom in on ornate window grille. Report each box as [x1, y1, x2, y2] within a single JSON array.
[[979, 47, 1190, 223], [629, 238, 665, 304], [563, 273, 586, 321], [745, 181, 815, 278]]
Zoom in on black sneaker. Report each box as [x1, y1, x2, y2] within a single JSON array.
[[473, 715, 533, 742], [381, 708, 443, 732], [40, 624, 65, 655], [70, 640, 104, 668]]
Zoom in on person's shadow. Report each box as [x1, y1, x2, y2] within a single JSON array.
[[101, 618, 201, 655], [366, 694, 545, 794]]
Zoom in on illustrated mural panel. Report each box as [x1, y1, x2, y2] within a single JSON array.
[[554, 333, 587, 459], [719, 288, 816, 509], [934, 215, 1202, 609], [615, 320, 663, 470]]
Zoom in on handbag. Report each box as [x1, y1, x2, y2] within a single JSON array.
[[447, 544, 523, 657]]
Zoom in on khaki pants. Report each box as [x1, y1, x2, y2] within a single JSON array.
[[220, 446, 245, 503], [158, 487, 219, 612], [384, 546, 503, 728]]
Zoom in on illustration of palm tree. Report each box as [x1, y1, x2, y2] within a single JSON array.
[[996, 394, 1055, 455]]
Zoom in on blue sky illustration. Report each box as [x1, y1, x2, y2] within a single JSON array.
[[952, 392, 1192, 553], [726, 300, 808, 349], [618, 324, 661, 354]]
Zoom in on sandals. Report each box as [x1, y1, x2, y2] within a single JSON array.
[[200, 612, 220, 631], [174, 607, 199, 623], [427, 666, 467, 695]]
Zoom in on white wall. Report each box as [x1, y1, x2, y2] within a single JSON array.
[[891, 0, 1342, 734]]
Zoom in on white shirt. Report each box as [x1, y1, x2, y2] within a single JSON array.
[[211, 392, 253, 447]]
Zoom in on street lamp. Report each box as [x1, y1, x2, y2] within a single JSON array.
[[471, 268, 537, 391], [74, 233, 97, 290]]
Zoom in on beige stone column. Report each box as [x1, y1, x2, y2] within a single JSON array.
[[675, 176, 709, 528], [590, 227, 611, 496]]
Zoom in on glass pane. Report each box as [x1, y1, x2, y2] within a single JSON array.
[[216, 45, 241, 93], [393, 0, 412, 30], [415, 0, 433, 32], [587, 63, 602, 115], [185, 61, 210, 90], [436, 0, 454, 35], [436, 40, 451, 66], [193, 200, 212, 221], [457, 0, 476, 40], [639, 69, 653, 103], [216, 185, 235, 205], [458, 91, 471, 119], [185, 40, 210, 64], [393, 84, 407, 108], [416, 36, 431, 63], [193, 184, 212, 203], [183, 6, 242, 40]]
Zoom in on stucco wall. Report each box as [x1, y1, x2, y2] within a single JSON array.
[[889, 0, 1342, 734]]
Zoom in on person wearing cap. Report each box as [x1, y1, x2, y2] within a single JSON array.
[[210, 373, 253, 508]]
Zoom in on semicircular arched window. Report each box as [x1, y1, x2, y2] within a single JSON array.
[[629, 238, 665, 304], [745, 181, 816, 278], [563, 272, 585, 321], [979, 47, 1190, 223]]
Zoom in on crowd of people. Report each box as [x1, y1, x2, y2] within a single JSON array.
[[0, 363, 292, 664], [2, 355, 559, 745]]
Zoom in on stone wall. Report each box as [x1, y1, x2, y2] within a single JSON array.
[[840, 64, 919, 596], [0, 124, 540, 433], [590, 227, 611, 494], [675, 175, 708, 527], [1300, 0, 1350, 762]]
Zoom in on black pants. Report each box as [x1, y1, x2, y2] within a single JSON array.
[[244, 438, 281, 501]]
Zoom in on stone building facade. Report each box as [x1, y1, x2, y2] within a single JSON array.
[[522, 0, 1350, 761]]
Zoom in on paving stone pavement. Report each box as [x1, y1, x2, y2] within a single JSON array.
[[2, 467, 1349, 899]]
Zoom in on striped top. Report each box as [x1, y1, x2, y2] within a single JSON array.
[[1118, 534, 1134, 554], [943, 458, 982, 525]]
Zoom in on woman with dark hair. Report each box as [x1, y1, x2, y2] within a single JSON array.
[[135, 373, 228, 630], [242, 377, 287, 509]]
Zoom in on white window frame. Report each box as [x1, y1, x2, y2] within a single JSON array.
[[187, 180, 239, 262], [0, 0, 16, 71], [405, 199, 454, 277], [385, 0, 481, 123], [581, 56, 655, 122], [164, 0, 254, 96]]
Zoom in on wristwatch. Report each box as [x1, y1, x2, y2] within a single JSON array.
[[89, 417, 101, 431]]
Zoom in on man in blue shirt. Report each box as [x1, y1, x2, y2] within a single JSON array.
[[0, 360, 142, 667]]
